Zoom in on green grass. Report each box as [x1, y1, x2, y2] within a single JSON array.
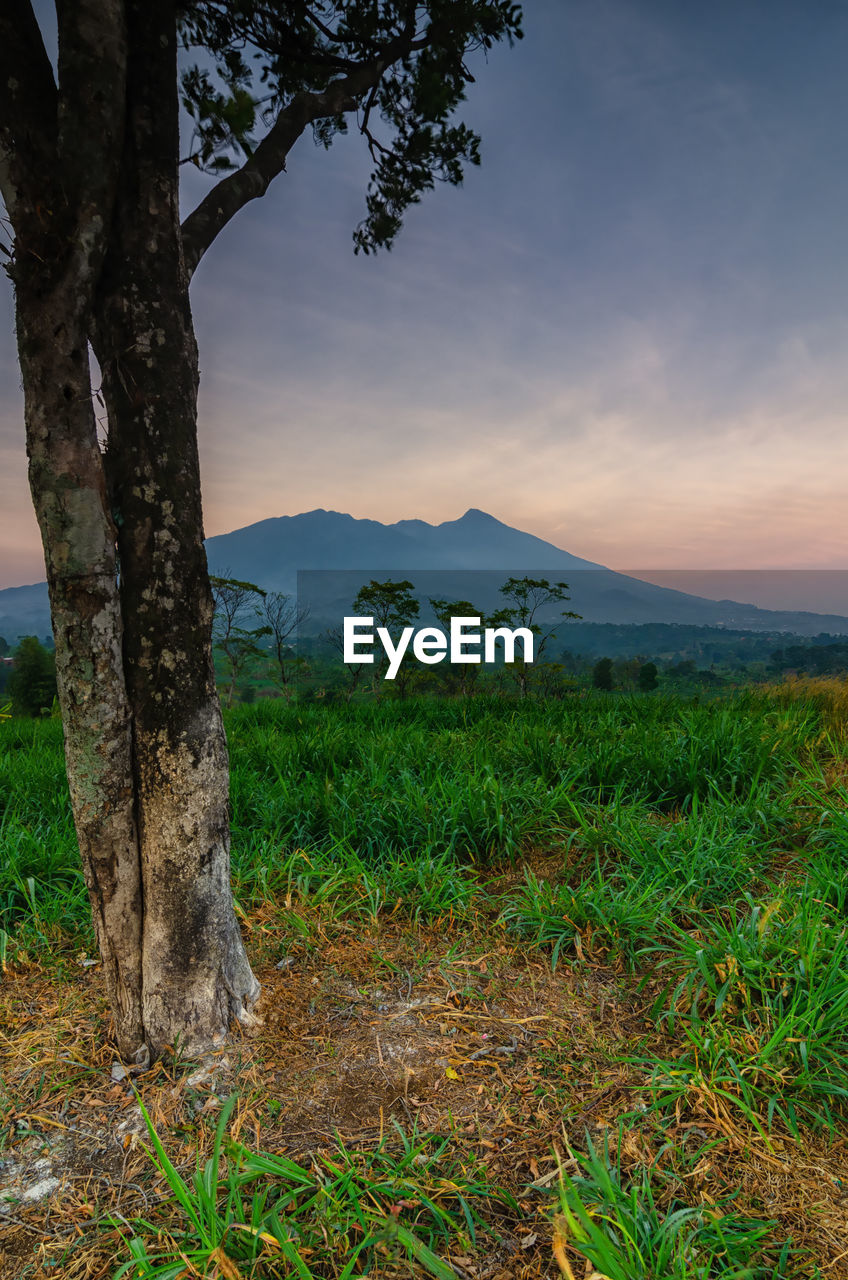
[[0, 691, 817, 939], [2, 683, 847, 1275], [114, 1094, 517, 1279], [552, 1135, 792, 1279], [644, 890, 848, 1132]]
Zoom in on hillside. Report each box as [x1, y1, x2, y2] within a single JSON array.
[[2, 508, 847, 641]]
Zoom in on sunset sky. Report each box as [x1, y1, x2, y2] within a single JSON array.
[[2, 0, 848, 590]]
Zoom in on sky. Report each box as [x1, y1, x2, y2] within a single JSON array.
[[2, 0, 848, 592]]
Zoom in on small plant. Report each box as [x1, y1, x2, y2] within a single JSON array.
[[653, 892, 848, 1129], [113, 1095, 515, 1278], [552, 1135, 789, 1279], [499, 865, 681, 968]]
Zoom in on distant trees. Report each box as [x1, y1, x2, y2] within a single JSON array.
[[664, 658, 725, 688], [353, 579, 420, 633], [201, 597, 833, 700], [326, 625, 370, 702], [297, 585, 801, 699], [535, 660, 570, 699], [429, 597, 483, 697], [260, 593, 310, 696], [208, 583, 311, 702], [8, 637, 57, 716], [0, 641, 10, 701], [771, 642, 848, 676], [302, 579, 814, 699], [590, 657, 656, 692], [319, 575, 585, 700], [612, 657, 640, 690]]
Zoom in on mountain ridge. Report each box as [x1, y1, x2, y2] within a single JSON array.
[[1, 508, 846, 640]]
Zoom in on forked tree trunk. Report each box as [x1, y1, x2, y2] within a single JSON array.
[[16, 274, 145, 1056], [8, 0, 258, 1063], [3, 0, 515, 1066]]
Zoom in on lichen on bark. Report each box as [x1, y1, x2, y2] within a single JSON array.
[[2, 0, 259, 1063]]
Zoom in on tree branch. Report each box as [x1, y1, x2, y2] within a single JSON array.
[[0, 0, 58, 227], [303, 5, 344, 45], [0, 0, 127, 302], [181, 56, 393, 278]]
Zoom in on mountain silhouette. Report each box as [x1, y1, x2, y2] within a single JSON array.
[[204, 507, 602, 586], [2, 509, 846, 641]]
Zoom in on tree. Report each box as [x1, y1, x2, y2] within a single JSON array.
[[0, 1, 523, 1062], [489, 577, 579, 698], [535, 660, 569, 699], [260, 592, 310, 696], [325, 624, 368, 701], [428, 597, 482, 696], [8, 636, 58, 716], [352, 578, 420, 697], [593, 657, 614, 691], [637, 661, 659, 691], [210, 576, 270, 707], [613, 656, 640, 690]]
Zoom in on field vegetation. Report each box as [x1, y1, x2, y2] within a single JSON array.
[[1, 680, 848, 1277]]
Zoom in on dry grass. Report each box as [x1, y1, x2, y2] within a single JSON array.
[[770, 676, 848, 741], [3, 876, 848, 1279]]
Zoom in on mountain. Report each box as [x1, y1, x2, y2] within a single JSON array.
[[0, 583, 55, 648], [203, 509, 848, 635], [205, 507, 605, 584], [2, 508, 847, 641]]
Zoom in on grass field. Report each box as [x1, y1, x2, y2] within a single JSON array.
[[1, 681, 848, 1278]]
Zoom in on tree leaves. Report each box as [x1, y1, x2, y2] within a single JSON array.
[[178, 1, 523, 250]]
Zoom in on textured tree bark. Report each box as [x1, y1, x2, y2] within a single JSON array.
[[92, 0, 258, 1059], [2, 0, 145, 1058], [15, 275, 145, 1058], [98, 272, 260, 1054], [3, 0, 258, 1063]]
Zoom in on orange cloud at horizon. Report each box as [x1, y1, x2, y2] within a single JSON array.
[[3, 374, 847, 590]]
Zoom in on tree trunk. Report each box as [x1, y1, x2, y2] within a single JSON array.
[[92, 0, 258, 1059], [8, 0, 258, 1063], [15, 273, 145, 1058]]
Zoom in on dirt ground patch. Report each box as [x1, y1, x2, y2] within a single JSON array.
[[3, 908, 848, 1278]]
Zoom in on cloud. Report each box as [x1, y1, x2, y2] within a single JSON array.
[[2, 1, 848, 587]]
